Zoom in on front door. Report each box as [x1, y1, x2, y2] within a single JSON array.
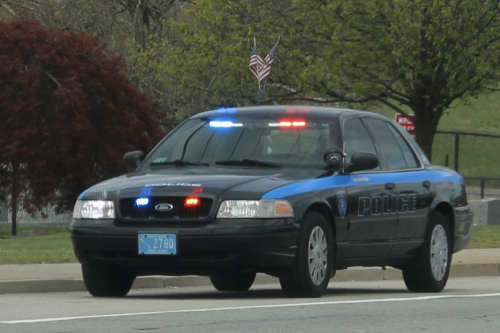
[[338, 117, 398, 259]]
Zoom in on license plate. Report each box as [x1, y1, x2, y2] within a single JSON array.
[[138, 234, 177, 255]]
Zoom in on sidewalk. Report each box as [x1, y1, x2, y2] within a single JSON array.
[[1, 249, 499, 294]]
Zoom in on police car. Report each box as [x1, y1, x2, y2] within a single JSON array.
[[71, 105, 473, 298]]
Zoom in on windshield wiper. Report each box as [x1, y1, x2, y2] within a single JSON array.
[[215, 159, 282, 168], [150, 159, 209, 167]]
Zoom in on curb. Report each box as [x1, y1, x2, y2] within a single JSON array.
[[1, 263, 499, 295]]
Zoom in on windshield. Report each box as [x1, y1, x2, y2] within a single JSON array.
[[142, 115, 336, 170]]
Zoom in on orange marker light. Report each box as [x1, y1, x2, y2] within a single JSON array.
[[185, 197, 200, 206], [275, 202, 293, 215]]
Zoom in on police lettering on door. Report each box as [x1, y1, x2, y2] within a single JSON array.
[[358, 194, 417, 216]]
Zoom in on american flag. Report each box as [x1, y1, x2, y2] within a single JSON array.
[[258, 37, 280, 82], [249, 38, 263, 81]]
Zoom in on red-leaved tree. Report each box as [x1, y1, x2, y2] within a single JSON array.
[[0, 19, 165, 235]]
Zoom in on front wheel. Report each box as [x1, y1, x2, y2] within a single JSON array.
[[279, 211, 334, 298], [402, 211, 452, 292], [82, 263, 135, 297]]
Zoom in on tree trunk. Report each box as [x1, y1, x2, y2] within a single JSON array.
[[11, 163, 19, 237], [412, 109, 441, 163]]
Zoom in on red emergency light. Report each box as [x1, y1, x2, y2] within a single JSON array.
[[184, 197, 200, 207]]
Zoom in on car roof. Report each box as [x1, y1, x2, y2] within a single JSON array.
[[190, 105, 390, 121]]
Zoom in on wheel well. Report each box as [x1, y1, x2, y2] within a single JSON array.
[[433, 202, 455, 250], [306, 202, 336, 239]]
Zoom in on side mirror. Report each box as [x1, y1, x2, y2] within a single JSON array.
[[323, 147, 344, 171], [123, 151, 145, 171], [345, 153, 379, 173]]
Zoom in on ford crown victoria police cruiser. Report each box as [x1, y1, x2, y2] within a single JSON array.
[[71, 106, 473, 298]]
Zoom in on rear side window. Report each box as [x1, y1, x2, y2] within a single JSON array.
[[364, 118, 418, 170], [388, 125, 420, 168]]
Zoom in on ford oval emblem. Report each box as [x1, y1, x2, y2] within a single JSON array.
[[155, 203, 174, 211]]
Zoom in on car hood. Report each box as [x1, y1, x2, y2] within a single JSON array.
[[77, 167, 322, 201]]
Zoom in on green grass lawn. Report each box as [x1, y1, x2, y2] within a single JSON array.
[[0, 225, 498, 265], [0, 227, 77, 264], [466, 225, 500, 249], [372, 91, 500, 133]]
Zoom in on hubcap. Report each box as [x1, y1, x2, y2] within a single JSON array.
[[430, 224, 449, 281], [308, 226, 328, 286]]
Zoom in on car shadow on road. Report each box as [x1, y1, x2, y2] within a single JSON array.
[[124, 285, 411, 300]]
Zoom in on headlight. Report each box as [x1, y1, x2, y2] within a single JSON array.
[[217, 200, 294, 218], [73, 200, 115, 219]]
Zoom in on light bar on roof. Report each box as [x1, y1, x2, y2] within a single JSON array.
[[268, 121, 307, 128], [209, 121, 243, 128]]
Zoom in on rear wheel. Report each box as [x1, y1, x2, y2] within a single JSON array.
[[209, 272, 256, 291], [82, 263, 135, 297], [279, 211, 333, 298], [403, 211, 452, 292]]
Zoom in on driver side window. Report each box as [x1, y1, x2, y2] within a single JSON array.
[[343, 118, 379, 168]]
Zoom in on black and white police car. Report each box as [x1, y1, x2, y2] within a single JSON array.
[[71, 105, 473, 298]]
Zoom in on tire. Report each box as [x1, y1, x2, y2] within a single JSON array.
[[279, 211, 334, 298], [82, 263, 135, 297], [209, 272, 256, 291], [402, 210, 452, 293]]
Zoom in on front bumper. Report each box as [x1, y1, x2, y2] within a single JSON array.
[[70, 218, 299, 276]]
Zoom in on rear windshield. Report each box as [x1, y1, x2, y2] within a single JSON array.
[[142, 115, 337, 170]]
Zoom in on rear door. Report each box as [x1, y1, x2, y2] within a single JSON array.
[[363, 118, 433, 256]]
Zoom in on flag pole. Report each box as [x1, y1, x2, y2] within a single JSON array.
[[254, 37, 261, 91], [263, 36, 280, 89]]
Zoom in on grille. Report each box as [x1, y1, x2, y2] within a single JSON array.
[[119, 197, 213, 219]]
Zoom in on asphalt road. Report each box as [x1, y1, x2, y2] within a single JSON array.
[[1, 277, 499, 333]]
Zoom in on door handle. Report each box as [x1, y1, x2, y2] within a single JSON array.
[[385, 182, 395, 190], [422, 180, 431, 188]]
